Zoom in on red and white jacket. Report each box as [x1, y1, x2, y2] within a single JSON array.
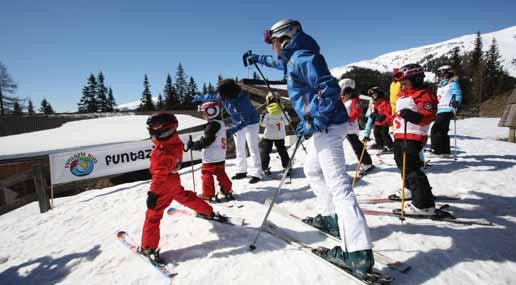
[[372, 99, 393, 126], [342, 97, 361, 134], [393, 87, 437, 143]]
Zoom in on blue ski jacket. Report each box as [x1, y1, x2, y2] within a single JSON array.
[[193, 92, 259, 137], [255, 31, 348, 134], [437, 79, 462, 114]]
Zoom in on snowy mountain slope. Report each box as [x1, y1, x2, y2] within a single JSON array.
[[116, 96, 160, 111], [331, 25, 516, 78], [1, 118, 516, 284]]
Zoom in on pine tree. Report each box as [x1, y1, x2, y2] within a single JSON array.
[[78, 74, 98, 112], [157, 93, 164, 110], [0, 62, 18, 115], [202, 83, 208, 94], [40, 98, 55, 114], [470, 32, 484, 105], [207, 82, 216, 93], [185, 76, 198, 107], [174, 64, 188, 105], [163, 74, 178, 110], [107, 87, 116, 112], [253, 71, 258, 80], [96, 72, 109, 112], [13, 100, 23, 115], [27, 99, 35, 115], [483, 37, 503, 100], [140, 75, 155, 111]]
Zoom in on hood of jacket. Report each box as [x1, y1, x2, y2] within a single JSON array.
[[280, 31, 320, 62]]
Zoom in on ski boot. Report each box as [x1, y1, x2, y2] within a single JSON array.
[[231, 172, 247, 180], [313, 246, 374, 277], [221, 191, 236, 202], [137, 247, 163, 265], [302, 214, 340, 238], [263, 168, 272, 176], [248, 176, 261, 184], [388, 187, 412, 201], [199, 194, 221, 203]]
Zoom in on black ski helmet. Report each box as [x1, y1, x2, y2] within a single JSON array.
[[394, 64, 425, 87], [217, 79, 241, 99], [368, 87, 385, 100], [146, 112, 178, 140]]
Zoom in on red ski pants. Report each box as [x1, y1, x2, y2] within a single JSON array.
[[141, 175, 213, 250], [201, 162, 232, 198]]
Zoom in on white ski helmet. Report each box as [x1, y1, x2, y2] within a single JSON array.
[[198, 101, 220, 120], [436, 65, 454, 79], [338, 78, 356, 90], [264, 19, 302, 44]]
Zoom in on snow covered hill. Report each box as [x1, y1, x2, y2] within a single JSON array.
[[1, 118, 516, 284], [116, 97, 160, 111], [331, 25, 516, 79]]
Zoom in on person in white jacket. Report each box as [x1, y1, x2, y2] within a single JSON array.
[[259, 94, 291, 175]]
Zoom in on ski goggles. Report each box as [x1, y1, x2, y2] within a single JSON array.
[[393, 67, 424, 81], [264, 30, 273, 44]]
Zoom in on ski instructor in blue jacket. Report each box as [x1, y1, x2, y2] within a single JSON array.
[[193, 79, 263, 184], [244, 19, 374, 276]]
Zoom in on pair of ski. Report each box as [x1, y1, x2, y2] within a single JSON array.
[[116, 207, 246, 281], [265, 199, 409, 274]]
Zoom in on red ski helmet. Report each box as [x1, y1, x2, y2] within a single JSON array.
[[146, 112, 178, 140]]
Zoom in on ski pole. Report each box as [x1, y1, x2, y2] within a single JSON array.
[[453, 112, 457, 161], [400, 120, 408, 222], [352, 138, 367, 188], [249, 58, 307, 154], [189, 135, 196, 193], [249, 137, 304, 250]]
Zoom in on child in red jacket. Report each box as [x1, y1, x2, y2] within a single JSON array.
[[140, 112, 221, 263], [390, 64, 438, 215], [367, 87, 393, 152]]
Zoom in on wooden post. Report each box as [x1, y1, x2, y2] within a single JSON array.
[[32, 164, 51, 213], [510, 128, 516, 143]]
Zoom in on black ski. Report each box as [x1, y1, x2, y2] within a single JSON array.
[[166, 207, 246, 226], [264, 221, 393, 284], [362, 208, 493, 226], [265, 199, 410, 273], [358, 195, 461, 205]]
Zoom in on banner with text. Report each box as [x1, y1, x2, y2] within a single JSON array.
[[49, 132, 203, 185]]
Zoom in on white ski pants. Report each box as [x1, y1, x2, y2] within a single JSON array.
[[234, 123, 263, 178], [304, 123, 372, 252]]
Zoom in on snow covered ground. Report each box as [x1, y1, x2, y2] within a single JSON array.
[[1, 117, 515, 284], [0, 114, 205, 159]]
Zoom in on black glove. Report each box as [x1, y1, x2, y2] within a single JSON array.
[[450, 100, 460, 109], [186, 139, 194, 151], [243, 50, 258, 67], [146, 191, 159, 209], [363, 136, 371, 142], [369, 112, 377, 121], [399, 109, 423, 124], [376, 114, 386, 122]]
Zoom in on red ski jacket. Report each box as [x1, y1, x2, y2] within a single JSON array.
[[341, 97, 362, 123], [373, 99, 392, 126], [149, 133, 184, 195], [393, 86, 437, 143]]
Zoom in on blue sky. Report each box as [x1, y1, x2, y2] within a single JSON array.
[[1, 0, 515, 112]]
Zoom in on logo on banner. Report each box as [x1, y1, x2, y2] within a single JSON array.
[[65, 152, 98, 177]]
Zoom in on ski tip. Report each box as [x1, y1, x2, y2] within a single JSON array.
[[116, 230, 127, 239]]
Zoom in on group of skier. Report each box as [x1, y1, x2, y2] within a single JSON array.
[[137, 18, 462, 277]]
